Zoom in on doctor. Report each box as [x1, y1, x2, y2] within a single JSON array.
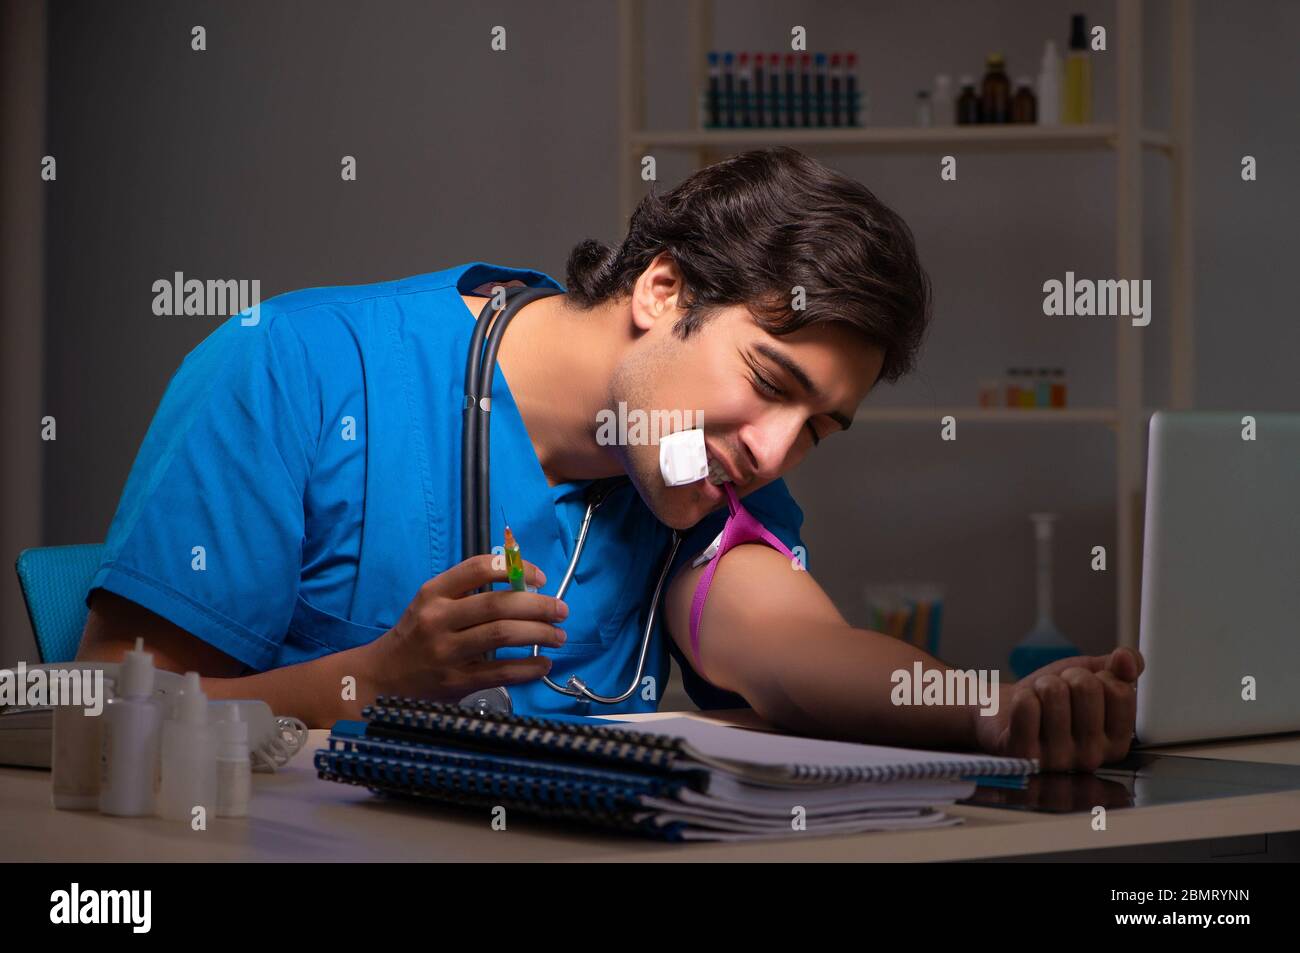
[[79, 148, 1143, 772]]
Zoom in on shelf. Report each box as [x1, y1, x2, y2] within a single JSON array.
[[619, 0, 1193, 650], [633, 124, 1173, 154], [854, 406, 1119, 425]]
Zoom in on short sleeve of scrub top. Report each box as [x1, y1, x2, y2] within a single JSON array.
[[89, 262, 808, 716], [88, 306, 320, 671]]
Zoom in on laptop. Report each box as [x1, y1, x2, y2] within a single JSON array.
[[1135, 411, 1300, 746]]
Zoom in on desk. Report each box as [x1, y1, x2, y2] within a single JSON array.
[[3, 711, 1299, 861]]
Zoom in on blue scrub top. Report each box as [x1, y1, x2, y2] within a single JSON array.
[[90, 262, 806, 716]]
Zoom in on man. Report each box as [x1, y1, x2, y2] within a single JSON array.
[[79, 147, 1142, 772]]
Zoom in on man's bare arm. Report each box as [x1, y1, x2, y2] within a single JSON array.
[[77, 590, 375, 728], [664, 544, 980, 749]]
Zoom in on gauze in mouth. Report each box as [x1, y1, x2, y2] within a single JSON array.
[[659, 428, 708, 486], [706, 455, 733, 486]]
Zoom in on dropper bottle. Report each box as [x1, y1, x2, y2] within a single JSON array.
[[215, 707, 251, 818], [157, 671, 217, 821], [99, 637, 163, 816]]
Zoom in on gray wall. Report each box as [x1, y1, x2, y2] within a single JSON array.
[[1, 0, 47, 666], [11, 0, 1298, 676]]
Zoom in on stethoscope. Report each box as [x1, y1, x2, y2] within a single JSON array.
[[458, 285, 681, 715]]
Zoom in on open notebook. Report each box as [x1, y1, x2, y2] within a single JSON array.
[[315, 698, 1037, 842]]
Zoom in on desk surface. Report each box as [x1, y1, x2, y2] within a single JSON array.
[[4, 710, 1300, 862]]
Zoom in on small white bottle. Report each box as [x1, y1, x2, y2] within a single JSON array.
[[99, 640, 163, 816], [215, 708, 251, 818], [1037, 40, 1063, 125], [157, 671, 217, 821], [53, 676, 113, 810], [931, 74, 954, 126], [915, 90, 932, 128]]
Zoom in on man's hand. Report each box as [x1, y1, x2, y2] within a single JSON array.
[[973, 648, 1145, 772], [360, 554, 567, 702]]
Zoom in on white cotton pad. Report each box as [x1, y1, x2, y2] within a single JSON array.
[[659, 427, 708, 486]]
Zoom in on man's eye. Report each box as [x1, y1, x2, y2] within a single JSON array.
[[750, 372, 784, 399]]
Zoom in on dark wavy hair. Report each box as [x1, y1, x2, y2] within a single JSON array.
[[565, 147, 931, 384]]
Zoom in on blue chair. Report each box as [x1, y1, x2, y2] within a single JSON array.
[[14, 544, 106, 664]]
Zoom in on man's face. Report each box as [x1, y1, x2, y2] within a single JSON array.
[[606, 299, 883, 530]]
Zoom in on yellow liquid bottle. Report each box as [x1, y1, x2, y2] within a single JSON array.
[[1063, 14, 1092, 123], [1064, 53, 1092, 123]]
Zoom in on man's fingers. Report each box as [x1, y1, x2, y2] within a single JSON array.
[[1008, 688, 1042, 763], [425, 554, 547, 598], [453, 619, 568, 659], [1061, 668, 1106, 770], [1106, 646, 1144, 681], [445, 589, 568, 631], [1034, 675, 1074, 771], [1035, 647, 1139, 680], [1096, 669, 1139, 761]]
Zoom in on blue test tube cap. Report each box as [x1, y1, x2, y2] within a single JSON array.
[[723, 51, 734, 64], [815, 52, 827, 65], [708, 51, 718, 65]]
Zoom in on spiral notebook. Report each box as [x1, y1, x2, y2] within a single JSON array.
[[315, 697, 1037, 842]]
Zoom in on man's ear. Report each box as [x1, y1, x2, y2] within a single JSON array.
[[631, 253, 685, 332]]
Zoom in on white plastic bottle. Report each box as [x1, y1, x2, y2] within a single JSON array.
[[157, 671, 217, 821], [53, 677, 113, 810], [215, 708, 251, 818], [99, 639, 163, 816], [931, 74, 954, 126], [1037, 41, 1062, 125]]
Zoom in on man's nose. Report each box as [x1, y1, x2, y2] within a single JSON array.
[[740, 413, 805, 480]]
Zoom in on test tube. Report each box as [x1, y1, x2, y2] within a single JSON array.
[[814, 52, 828, 126], [738, 52, 752, 127], [767, 53, 782, 127], [846, 52, 860, 126], [706, 51, 721, 128], [800, 52, 812, 127], [723, 51, 735, 127], [830, 53, 843, 126], [785, 53, 798, 127]]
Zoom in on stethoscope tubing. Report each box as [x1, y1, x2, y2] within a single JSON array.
[[460, 284, 680, 708]]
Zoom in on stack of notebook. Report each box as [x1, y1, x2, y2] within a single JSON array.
[[315, 697, 1037, 842]]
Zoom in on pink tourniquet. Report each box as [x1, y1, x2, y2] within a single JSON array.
[[687, 482, 797, 667]]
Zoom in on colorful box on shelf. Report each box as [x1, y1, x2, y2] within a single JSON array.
[[864, 584, 945, 656]]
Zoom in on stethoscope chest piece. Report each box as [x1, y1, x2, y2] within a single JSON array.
[[460, 685, 513, 716]]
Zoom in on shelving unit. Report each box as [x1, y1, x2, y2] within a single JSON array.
[[633, 123, 1173, 153], [617, 0, 1194, 650]]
